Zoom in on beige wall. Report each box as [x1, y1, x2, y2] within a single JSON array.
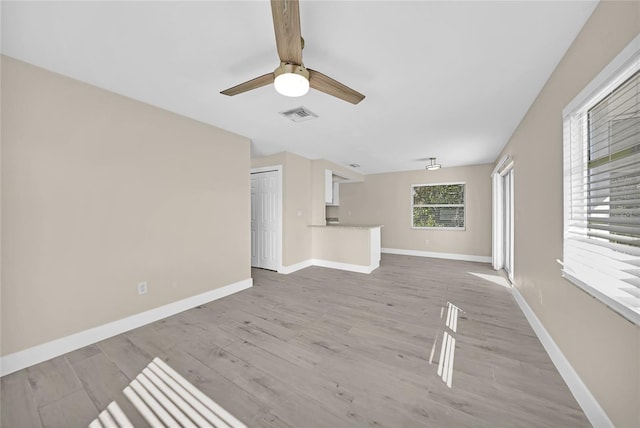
[[494, 2, 640, 426], [1, 56, 251, 355], [338, 164, 493, 258], [282, 153, 313, 265]]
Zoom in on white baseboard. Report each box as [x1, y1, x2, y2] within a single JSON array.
[[278, 259, 314, 274], [0, 278, 253, 377], [277, 258, 378, 275], [511, 286, 613, 428], [311, 258, 378, 274], [382, 248, 491, 263]]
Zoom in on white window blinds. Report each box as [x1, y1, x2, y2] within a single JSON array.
[[563, 51, 640, 325]]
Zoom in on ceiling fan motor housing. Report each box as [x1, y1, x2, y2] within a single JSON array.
[[274, 62, 309, 79]]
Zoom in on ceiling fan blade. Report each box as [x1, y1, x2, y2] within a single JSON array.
[[308, 69, 365, 104], [220, 73, 275, 96], [271, 0, 302, 65]]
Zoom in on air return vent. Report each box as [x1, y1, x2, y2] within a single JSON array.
[[279, 106, 318, 122]]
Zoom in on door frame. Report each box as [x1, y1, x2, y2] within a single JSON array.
[[250, 165, 283, 271], [502, 168, 514, 282], [491, 156, 514, 282]]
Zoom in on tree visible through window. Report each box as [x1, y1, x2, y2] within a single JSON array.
[[412, 183, 465, 228], [587, 70, 640, 248]]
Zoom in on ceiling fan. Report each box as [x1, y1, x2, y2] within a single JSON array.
[[220, 0, 365, 104]]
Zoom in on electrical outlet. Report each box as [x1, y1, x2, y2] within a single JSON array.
[[137, 282, 148, 295]]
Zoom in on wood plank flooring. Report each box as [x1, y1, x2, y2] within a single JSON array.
[[1, 254, 590, 427]]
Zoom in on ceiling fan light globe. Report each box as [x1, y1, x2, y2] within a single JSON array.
[[274, 72, 309, 97]]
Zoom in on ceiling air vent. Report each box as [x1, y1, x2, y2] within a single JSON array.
[[279, 106, 318, 123]]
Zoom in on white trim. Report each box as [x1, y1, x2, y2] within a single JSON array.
[[563, 270, 640, 326], [278, 259, 314, 274], [0, 278, 253, 377], [491, 155, 511, 177], [277, 257, 381, 275], [505, 169, 515, 282], [563, 33, 640, 117], [311, 258, 379, 274], [381, 248, 491, 263], [412, 181, 467, 187], [491, 172, 503, 270], [491, 160, 514, 274], [498, 160, 514, 177], [410, 226, 466, 231], [511, 286, 613, 428], [250, 165, 283, 272], [250, 165, 282, 174]]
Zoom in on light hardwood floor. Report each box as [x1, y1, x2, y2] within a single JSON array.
[[1, 254, 590, 427]]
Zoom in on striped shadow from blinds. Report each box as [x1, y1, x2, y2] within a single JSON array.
[[89, 358, 247, 428]]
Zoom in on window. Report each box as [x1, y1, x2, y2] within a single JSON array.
[[412, 183, 465, 229], [563, 36, 640, 325]]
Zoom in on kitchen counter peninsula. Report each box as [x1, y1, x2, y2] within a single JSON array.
[[309, 224, 382, 273]]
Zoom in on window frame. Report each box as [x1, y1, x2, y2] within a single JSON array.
[[562, 34, 640, 326], [411, 182, 466, 230]]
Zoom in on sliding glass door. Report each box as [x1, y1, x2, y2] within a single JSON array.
[[502, 169, 514, 281], [492, 158, 514, 283]]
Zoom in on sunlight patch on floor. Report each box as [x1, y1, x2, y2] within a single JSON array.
[[469, 272, 511, 289], [91, 358, 246, 428], [431, 301, 464, 388]]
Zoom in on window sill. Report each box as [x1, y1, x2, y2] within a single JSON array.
[[562, 271, 640, 326], [411, 227, 466, 231]]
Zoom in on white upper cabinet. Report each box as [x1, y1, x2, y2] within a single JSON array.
[[325, 169, 343, 206], [331, 182, 339, 206], [325, 169, 333, 204]]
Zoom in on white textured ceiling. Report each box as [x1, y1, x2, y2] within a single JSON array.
[[1, 1, 598, 174]]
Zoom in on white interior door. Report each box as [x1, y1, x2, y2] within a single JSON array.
[[251, 170, 279, 270]]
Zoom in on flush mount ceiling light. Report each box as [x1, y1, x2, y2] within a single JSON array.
[[426, 157, 442, 171], [273, 63, 309, 97]]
